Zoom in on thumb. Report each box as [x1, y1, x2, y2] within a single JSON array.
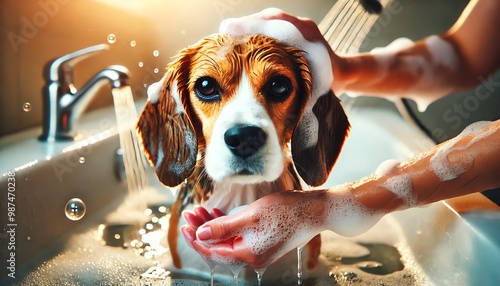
[[196, 211, 255, 241]]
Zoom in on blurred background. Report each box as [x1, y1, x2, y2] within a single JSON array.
[[1, 0, 499, 142]]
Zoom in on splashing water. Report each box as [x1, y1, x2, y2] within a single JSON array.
[[210, 265, 215, 286], [201, 260, 216, 286], [254, 268, 266, 286], [232, 270, 240, 286], [65, 198, 86, 221], [107, 34, 116, 44], [23, 102, 32, 112], [297, 245, 304, 285]]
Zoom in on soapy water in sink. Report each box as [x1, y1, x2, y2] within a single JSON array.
[[12, 196, 424, 285], [111, 202, 419, 285]]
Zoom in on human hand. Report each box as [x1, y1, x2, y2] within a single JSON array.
[[219, 7, 327, 42], [180, 192, 326, 270]]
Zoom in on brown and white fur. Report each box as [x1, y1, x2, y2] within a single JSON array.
[[137, 33, 349, 276]]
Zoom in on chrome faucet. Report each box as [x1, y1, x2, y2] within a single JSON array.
[[39, 44, 130, 141]]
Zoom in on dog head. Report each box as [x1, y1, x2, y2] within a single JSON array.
[[137, 33, 349, 190]]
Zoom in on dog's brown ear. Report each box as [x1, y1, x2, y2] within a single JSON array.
[[136, 69, 197, 187], [291, 91, 350, 186]]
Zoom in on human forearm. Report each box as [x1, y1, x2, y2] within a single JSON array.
[[322, 120, 500, 236], [332, 36, 467, 103], [332, 0, 500, 104]]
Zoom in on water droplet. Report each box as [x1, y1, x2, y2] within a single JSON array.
[[27, 236, 31, 241], [65, 198, 86, 221], [79, 157, 85, 164], [138, 61, 144, 68], [153, 50, 159, 57], [153, 68, 159, 74], [107, 34, 116, 44], [130, 40, 136, 47], [23, 102, 31, 112]]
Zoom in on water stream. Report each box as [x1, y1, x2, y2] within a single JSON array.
[[111, 86, 149, 196]]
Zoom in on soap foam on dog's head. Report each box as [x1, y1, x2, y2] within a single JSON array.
[[219, 14, 333, 103], [147, 80, 162, 104], [147, 79, 185, 115], [219, 10, 333, 148]]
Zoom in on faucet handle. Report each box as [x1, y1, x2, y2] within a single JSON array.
[[45, 44, 110, 82]]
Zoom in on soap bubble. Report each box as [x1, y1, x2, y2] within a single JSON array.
[[138, 62, 144, 68], [23, 102, 31, 112], [65, 198, 86, 221], [153, 68, 159, 74], [107, 34, 116, 44], [153, 50, 159, 57], [130, 40, 136, 47]]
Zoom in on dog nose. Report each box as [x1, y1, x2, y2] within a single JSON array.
[[224, 125, 267, 159]]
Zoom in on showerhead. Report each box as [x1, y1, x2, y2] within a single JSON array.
[[359, 0, 383, 14]]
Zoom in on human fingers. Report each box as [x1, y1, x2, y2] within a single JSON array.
[[179, 225, 196, 248], [181, 225, 248, 264], [194, 206, 214, 222], [257, 8, 325, 42], [211, 208, 225, 218], [196, 211, 256, 241], [223, 8, 324, 42], [182, 210, 204, 228], [180, 225, 212, 257]]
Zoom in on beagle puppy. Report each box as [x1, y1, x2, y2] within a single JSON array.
[[137, 32, 349, 271]]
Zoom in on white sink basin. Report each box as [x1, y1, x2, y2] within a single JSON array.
[[1, 98, 499, 285]]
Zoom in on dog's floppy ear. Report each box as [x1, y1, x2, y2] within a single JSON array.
[[136, 67, 197, 187], [291, 91, 350, 186]]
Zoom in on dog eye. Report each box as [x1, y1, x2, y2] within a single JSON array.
[[195, 77, 220, 101], [265, 76, 292, 101]]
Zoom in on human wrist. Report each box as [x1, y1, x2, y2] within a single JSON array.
[[330, 53, 348, 93], [321, 182, 386, 237]]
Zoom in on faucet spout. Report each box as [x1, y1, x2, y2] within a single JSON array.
[[39, 45, 130, 142]]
